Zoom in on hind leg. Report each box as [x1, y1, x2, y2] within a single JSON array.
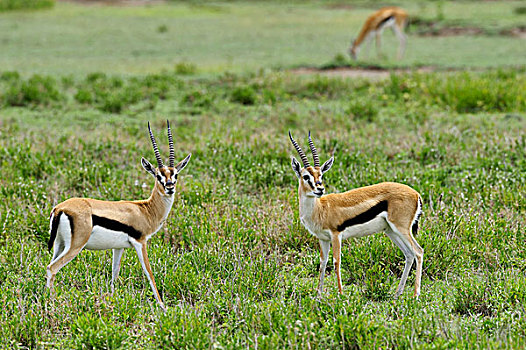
[[387, 219, 424, 297], [46, 214, 91, 289], [392, 25, 407, 59], [385, 226, 415, 297]]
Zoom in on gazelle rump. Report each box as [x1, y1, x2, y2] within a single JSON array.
[[350, 7, 409, 60], [46, 121, 191, 310], [289, 132, 423, 297]]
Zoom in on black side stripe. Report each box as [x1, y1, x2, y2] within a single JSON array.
[[92, 215, 142, 240], [48, 211, 61, 251], [337, 201, 388, 232], [376, 15, 394, 29]]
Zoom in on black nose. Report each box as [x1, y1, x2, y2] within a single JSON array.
[[315, 181, 322, 185]]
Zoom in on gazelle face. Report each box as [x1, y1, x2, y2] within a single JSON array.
[[155, 167, 177, 195], [141, 153, 191, 197], [291, 157, 334, 198], [301, 167, 325, 198], [289, 131, 334, 198], [349, 39, 358, 60]]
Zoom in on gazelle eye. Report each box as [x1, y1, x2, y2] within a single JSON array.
[[303, 175, 310, 181]]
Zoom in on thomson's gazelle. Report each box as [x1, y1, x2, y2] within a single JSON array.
[[350, 7, 408, 60], [289, 132, 423, 297], [46, 121, 191, 310]]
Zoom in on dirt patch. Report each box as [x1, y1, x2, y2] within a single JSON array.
[[500, 26, 526, 39], [417, 26, 484, 37], [290, 66, 435, 80], [58, 0, 166, 6]]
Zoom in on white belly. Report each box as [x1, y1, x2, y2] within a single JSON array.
[[341, 214, 389, 240], [85, 226, 132, 250]]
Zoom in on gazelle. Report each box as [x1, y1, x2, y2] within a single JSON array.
[[46, 121, 191, 311], [350, 7, 409, 60], [289, 132, 423, 297]]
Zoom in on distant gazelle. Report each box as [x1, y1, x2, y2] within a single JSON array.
[[289, 132, 423, 297], [46, 121, 191, 310], [350, 7, 409, 60]]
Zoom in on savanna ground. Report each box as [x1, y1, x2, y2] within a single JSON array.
[[0, 0, 525, 348]]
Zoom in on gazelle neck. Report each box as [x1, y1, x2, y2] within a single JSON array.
[[144, 182, 175, 224], [298, 183, 319, 220]]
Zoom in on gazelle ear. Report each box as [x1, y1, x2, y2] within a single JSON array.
[[141, 157, 156, 177], [175, 153, 191, 172], [291, 156, 302, 179], [321, 156, 334, 174]]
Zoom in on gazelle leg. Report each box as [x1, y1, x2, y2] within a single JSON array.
[[131, 240, 165, 311], [392, 25, 407, 59], [46, 245, 86, 290], [331, 232, 343, 294], [363, 32, 374, 58], [317, 239, 331, 296], [408, 236, 424, 297], [375, 31, 382, 58], [47, 214, 89, 289], [111, 248, 125, 294], [385, 228, 415, 297]]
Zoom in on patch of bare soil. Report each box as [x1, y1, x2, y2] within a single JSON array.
[[417, 26, 484, 37], [57, 0, 166, 6], [500, 26, 526, 38], [290, 66, 435, 80]]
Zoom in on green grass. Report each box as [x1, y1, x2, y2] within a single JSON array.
[[0, 1, 525, 76], [0, 1, 525, 348], [0, 69, 525, 348]]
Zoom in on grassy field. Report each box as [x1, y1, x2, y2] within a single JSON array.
[[1, 0, 526, 349], [0, 1, 525, 75]]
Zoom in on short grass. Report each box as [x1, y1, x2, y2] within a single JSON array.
[[0, 68, 525, 348], [0, 1, 525, 76]]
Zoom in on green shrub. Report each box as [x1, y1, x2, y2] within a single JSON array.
[[347, 98, 378, 122], [230, 85, 257, 105], [175, 61, 197, 75], [2, 74, 62, 107], [181, 89, 214, 109], [0, 0, 54, 12]]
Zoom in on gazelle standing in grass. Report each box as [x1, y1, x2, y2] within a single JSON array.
[[46, 121, 191, 311], [349, 7, 409, 60], [289, 132, 423, 297]]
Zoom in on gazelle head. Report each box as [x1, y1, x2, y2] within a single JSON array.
[[141, 121, 191, 196], [349, 38, 358, 60], [289, 131, 334, 198]]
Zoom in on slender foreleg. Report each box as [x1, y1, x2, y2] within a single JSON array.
[[317, 239, 331, 296], [331, 232, 343, 294], [131, 240, 166, 311], [111, 248, 125, 294]]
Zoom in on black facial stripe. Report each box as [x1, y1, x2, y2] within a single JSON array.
[[336, 201, 388, 232], [92, 215, 142, 240]]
